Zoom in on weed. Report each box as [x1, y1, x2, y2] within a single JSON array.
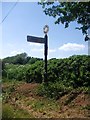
[[2, 104, 14, 118], [81, 105, 90, 110], [36, 82, 73, 100], [64, 92, 79, 105], [32, 101, 44, 110], [2, 103, 33, 118], [26, 97, 59, 113]]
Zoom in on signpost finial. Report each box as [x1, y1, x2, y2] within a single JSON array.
[[43, 25, 49, 34]]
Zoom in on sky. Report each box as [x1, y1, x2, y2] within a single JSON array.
[[0, 1, 88, 59]]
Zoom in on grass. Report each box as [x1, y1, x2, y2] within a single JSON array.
[[2, 103, 33, 118], [0, 94, 2, 100], [2, 79, 26, 103], [26, 98, 60, 112], [64, 93, 78, 105], [2, 78, 25, 86], [81, 105, 90, 110], [25, 98, 60, 117], [2, 78, 90, 118], [3, 79, 60, 116], [2, 80, 33, 118]]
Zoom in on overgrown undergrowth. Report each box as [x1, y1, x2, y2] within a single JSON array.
[[2, 80, 90, 118], [36, 82, 89, 100], [2, 103, 32, 118]]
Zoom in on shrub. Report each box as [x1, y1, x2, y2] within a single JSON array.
[[37, 82, 73, 99], [3, 55, 90, 88]]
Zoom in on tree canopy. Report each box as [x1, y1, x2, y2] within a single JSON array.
[[39, 1, 90, 35], [3, 53, 43, 65]]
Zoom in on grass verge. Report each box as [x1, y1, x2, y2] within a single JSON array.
[[2, 103, 33, 118]]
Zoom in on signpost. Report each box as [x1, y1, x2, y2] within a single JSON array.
[[27, 36, 45, 43], [44, 34, 48, 83], [27, 25, 49, 83]]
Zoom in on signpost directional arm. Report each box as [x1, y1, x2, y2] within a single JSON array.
[[27, 35, 45, 44]]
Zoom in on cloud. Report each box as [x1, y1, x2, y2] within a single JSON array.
[[59, 43, 85, 51], [28, 43, 42, 47], [31, 48, 56, 53], [31, 48, 43, 52]]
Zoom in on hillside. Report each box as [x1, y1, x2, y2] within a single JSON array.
[[2, 81, 90, 118]]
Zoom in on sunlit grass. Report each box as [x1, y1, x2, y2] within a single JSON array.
[[26, 97, 60, 112], [2, 103, 33, 118]]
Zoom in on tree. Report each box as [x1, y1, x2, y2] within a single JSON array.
[[3, 53, 28, 65], [39, 1, 90, 35]]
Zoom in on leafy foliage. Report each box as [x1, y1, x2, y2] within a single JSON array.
[[39, 1, 90, 35], [3, 53, 27, 64], [25, 61, 44, 83], [3, 54, 90, 87], [37, 82, 73, 99], [2, 54, 90, 99], [3, 52, 43, 65]]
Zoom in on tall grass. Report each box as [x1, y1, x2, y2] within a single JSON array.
[[2, 103, 32, 118]]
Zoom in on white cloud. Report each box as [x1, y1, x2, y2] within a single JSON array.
[[28, 43, 42, 47], [31, 48, 43, 52], [31, 48, 56, 53], [59, 43, 85, 51]]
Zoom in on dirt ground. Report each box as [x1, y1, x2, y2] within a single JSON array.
[[3, 82, 90, 118]]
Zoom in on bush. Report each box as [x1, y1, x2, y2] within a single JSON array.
[[37, 82, 73, 99], [3, 55, 90, 88]]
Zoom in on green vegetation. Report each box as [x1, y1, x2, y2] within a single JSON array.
[[2, 53, 42, 65], [2, 53, 90, 99], [2, 80, 60, 118], [37, 82, 73, 99], [1, 53, 90, 118], [2, 80, 24, 103], [81, 105, 90, 110], [2, 79, 89, 118], [26, 98, 59, 112], [2, 103, 32, 118], [2, 54, 90, 88]]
